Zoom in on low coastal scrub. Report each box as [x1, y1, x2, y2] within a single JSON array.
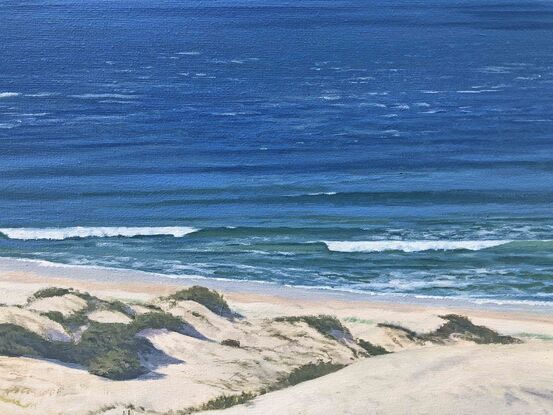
[[31, 287, 73, 300], [378, 314, 521, 345], [0, 323, 52, 357], [186, 392, 258, 413], [130, 312, 187, 333], [356, 339, 390, 356], [275, 361, 346, 387], [221, 339, 241, 348], [164, 286, 234, 318], [274, 315, 352, 341], [31, 287, 138, 333], [0, 310, 192, 380], [427, 314, 521, 344]]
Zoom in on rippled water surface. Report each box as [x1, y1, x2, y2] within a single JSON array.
[[1, 0, 553, 302]]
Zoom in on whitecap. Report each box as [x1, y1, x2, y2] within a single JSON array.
[[71, 93, 139, 99], [322, 240, 512, 253], [0, 226, 199, 240], [0, 92, 21, 98]]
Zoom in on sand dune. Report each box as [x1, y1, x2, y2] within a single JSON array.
[[0, 264, 551, 415], [207, 342, 553, 415]]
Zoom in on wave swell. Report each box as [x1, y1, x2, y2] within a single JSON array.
[[0, 226, 198, 240], [323, 240, 512, 253]]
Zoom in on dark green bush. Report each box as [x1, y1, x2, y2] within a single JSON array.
[[31, 287, 72, 300], [0, 324, 51, 357], [277, 361, 345, 387], [221, 339, 241, 348], [105, 300, 135, 318], [274, 315, 352, 340], [426, 314, 521, 344], [166, 286, 233, 318], [378, 315, 521, 345], [41, 311, 65, 325], [130, 312, 186, 333], [197, 392, 257, 411], [88, 349, 145, 380], [356, 339, 390, 356], [0, 319, 177, 380]]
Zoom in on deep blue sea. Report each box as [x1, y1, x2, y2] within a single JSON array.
[[1, 0, 553, 303]]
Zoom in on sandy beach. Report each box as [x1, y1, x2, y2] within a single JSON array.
[[0, 258, 551, 414]]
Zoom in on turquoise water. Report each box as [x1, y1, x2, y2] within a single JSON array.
[[1, 0, 553, 302]]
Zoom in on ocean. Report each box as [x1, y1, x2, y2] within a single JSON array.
[[1, 0, 553, 303]]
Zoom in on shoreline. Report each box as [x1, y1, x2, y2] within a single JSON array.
[[1, 255, 553, 414], [1, 256, 553, 315]]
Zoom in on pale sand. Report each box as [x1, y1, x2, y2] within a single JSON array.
[[208, 342, 553, 415], [0, 258, 552, 414]]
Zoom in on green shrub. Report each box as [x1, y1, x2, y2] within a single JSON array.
[[61, 310, 90, 330], [198, 392, 257, 411], [130, 312, 186, 333], [41, 311, 65, 325], [425, 314, 521, 344], [88, 349, 145, 380], [76, 322, 150, 362], [221, 339, 241, 348], [166, 286, 233, 318], [104, 300, 135, 318], [274, 315, 352, 340], [0, 302, 197, 380], [356, 339, 390, 356], [272, 361, 345, 388], [378, 315, 521, 345], [31, 287, 72, 300], [0, 324, 51, 357]]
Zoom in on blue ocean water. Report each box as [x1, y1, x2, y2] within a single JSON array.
[[1, 0, 553, 302]]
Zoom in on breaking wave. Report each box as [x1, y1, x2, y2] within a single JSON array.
[[0, 226, 198, 240], [323, 240, 512, 253]]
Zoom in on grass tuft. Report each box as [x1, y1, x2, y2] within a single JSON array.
[[274, 361, 345, 387], [426, 314, 522, 344], [221, 339, 241, 348], [30, 287, 72, 300], [130, 312, 187, 333], [379, 314, 521, 345], [165, 286, 233, 318], [274, 315, 352, 341], [356, 339, 390, 356], [0, 311, 191, 380]]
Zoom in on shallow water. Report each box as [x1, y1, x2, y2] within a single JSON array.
[[1, 0, 553, 302]]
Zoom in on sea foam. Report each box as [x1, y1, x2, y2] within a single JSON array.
[[323, 240, 511, 253], [0, 226, 198, 240]]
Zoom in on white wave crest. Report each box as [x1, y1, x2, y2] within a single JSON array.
[[70, 93, 139, 99], [0, 92, 21, 98], [323, 240, 511, 253], [0, 226, 198, 240]]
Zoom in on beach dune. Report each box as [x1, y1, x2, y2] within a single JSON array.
[[0, 259, 552, 415]]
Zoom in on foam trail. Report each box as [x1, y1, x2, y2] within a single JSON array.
[[0, 226, 198, 240], [323, 240, 511, 253]]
